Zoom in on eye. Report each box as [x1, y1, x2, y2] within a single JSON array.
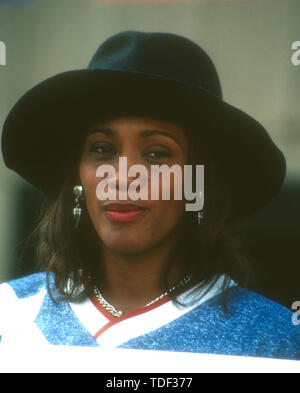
[[89, 142, 116, 159], [144, 146, 172, 162]]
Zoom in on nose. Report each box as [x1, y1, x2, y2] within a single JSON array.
[[113, 156, 149, 200]]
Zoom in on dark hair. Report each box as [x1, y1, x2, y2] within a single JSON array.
[[33, 115, 253, 309]]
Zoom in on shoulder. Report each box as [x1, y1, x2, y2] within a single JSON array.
[[0, 272, 48, 300], [196, 286, 297, 332], [215, 286, 296, 324], [119, 285, 299, 360], [0, 272, 50, 324], [0, 272, 79, 346], [191, 286, 300, 358], [0, 273, 49, 343], [0, 272, 99, 347]]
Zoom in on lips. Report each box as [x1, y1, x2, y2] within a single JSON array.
[[104, 203, 147, 222]]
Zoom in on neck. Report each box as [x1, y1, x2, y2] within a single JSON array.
[[98, 240, 183, 314]]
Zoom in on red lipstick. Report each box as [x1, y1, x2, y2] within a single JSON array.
[[104, 203, 147, 222]]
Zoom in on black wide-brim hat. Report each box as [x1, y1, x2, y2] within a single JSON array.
[[1, 30, 286, 221]]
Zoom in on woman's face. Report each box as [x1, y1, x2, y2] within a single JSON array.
[[79, 116, 189, 254]]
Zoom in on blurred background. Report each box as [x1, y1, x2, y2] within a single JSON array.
[[0, 0, 299, 309]]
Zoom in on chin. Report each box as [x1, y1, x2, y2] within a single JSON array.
[[104, 241, 151, 255], [100, 231, 159, 255]]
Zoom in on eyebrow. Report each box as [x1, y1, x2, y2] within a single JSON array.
[[87, 127, 114, 137], [87, 127, 180, 144], [141, 129, 180, 144]]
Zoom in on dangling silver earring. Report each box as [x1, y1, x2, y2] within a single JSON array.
[[73, 184, 83, 229], [197, 210, 204, 225]]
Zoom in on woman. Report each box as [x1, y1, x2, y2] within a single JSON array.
[[0, 31, 299, 359]]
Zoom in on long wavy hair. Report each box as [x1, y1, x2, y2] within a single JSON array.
[[33, 112, 253, 308]]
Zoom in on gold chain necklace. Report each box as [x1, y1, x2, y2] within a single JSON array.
[[92, 275, 191, 318]]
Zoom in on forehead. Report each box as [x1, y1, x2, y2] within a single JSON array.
[[87, 116, 187, 141]]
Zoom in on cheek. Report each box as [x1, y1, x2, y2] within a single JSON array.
[[148, 198, 185, 235], [79, 162, 100, 213], [80, 168, 93, 192], [152, 170, 183, 201], [158, 199, 185, 222]]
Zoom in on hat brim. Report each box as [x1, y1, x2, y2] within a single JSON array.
[[1, 69, 286, 221]]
